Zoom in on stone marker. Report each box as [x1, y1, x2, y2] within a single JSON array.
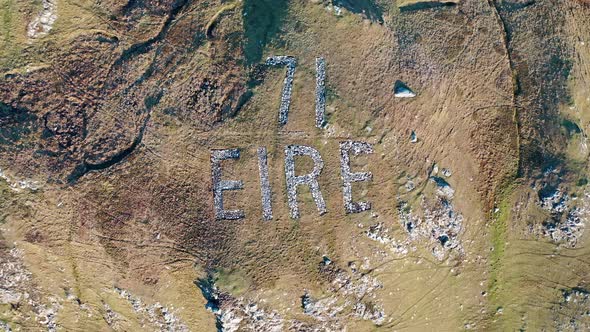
[[257, 147, 273, 221], [211, 149, 245, 220], [284, 145, 327, 219], [340, 141, 374, 214]]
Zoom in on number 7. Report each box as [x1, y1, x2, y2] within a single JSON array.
[[266, 56, 326, 128]]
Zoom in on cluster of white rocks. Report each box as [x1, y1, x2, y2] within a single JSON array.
[[300, 258, 386, 328], [102, 302, 123, 330], [196, 276, 284, 332], [0, 247, 61, 331], [552, 287, 590, 331], [301, 293, 345, 325], [0, 248, 31, 305], [216, 299, 284, 332], [366, 221, 412, 255], [429, 164, 454, 198], [534, 187, 587, 247], [367, 195, 463, 261], [0, 168, 39, 192], [197, 259, 386, 331], [335, 269, 384, 323], [36, 301, 61, 332], [27, 0, 57, 39], [366, 162, 464, 261], [0, 321, 11, 332], [114, 287, 188, 332]]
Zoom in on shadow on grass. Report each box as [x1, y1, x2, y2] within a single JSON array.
[[242, 0, 289, 66]]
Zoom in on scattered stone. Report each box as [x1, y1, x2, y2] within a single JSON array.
[[305, 261, 385, 327], [331, 0, 384, 23], [432, 164, 439, 175], [367, 222, 410, 255], [399, 198, 463, 260], [430, 176, 455, 199], [0, 168, 39, 192], [393, 80, 416, 98], [366, 189, 463, 261], [102, 302, 122, 330], [354, 302, 385, 325], [442, 168, 452, 177], [0, 246, 62, 330], [0, 248, 31, 304], [552, 287, 590, 331], [405, 180, 415, 192], [410, 130, 418, 143], [539, 187, 568, 213], [36, 300, 61, 332], [301, 292, 344, 324], [542, 207, 586, 247], [0, 321, 11, 332], [114, 287, 188, 332], [196, 266, 385, 331], [533, 187, 587, 247], [196, 275, 284, 332]]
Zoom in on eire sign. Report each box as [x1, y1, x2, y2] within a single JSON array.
[[211, 56, 374, 220]]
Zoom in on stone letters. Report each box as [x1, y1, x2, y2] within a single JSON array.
[[257, 147, 273, 221], [315, 57, 327, 128], [211, 149, 245, 220], [210, 57, 374, 220], [339, 141, 374, 214], [284, 145, 327, 219], [266, 55, 327, 128], [265, 56, 296, 126]]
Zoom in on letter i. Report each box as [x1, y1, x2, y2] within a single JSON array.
[[257, 147, 273, 221]]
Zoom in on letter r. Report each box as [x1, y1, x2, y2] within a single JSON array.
[[284, 145, 327, 219]]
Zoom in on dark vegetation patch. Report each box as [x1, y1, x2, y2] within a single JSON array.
[[242, 0, 289, 66], [498, 0, 535, 12], [399, 1, 457, 13], [67, 90, 162, 183], [111, 0, 192, 76], [494, 1, 573, 177], [561, 118, 582, 138], [0, 102, 37, 147]]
